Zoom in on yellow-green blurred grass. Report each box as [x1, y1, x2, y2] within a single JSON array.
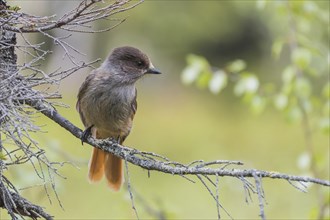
[[1, 87, 329, 219]]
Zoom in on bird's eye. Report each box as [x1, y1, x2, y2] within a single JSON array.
[[137, 60, 144, 67]]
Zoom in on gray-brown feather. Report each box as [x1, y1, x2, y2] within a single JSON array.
[[77, 68, 137, 138]]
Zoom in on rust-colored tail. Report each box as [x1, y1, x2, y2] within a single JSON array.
[[104, 153, 123, 191], [87, 129, 124, 191], [88, 148, 106, 182]]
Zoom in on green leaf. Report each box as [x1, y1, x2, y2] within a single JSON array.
[[244, 74, 259, 93], [256, 0, 267, 10], [319, 117, 330, 135], [208, 70, 227, 94], [227, 60, 246, 73], [305, 67, 318, 77], [282, 66, 296, 83], [322, 82, 330, 98], [186, 54, 209, 66], [291, 48, 311, 70], [297, 18, 311, 34], [303, 1, 318, 14], [263, 83, 276, 94], [281, 83, 294, 95], [322, 100, 330, 116], [234, 79, 246, 96], [297, 151, 311, 170], [250, 95, 266, 114], [309, 207, 319, 220], [181, 54, 209, 85], [272, 39, 284, 59], [286, 106, 303, 123], [274, 93, 288, 110], [182, 64, 200, 85], [295, 77, 312, 98], [319, 10, 330, 23], [196, 71, 212, 89], [234, 73, 259, 96], [275, 1, 288, 15], [301, 99, 313, 113]]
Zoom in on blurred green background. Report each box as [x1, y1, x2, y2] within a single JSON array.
[[2, 0, 329, 219]]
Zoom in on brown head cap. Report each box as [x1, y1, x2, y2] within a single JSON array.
[[105, 46, 161, 82]]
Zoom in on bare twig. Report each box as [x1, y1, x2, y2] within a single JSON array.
[[215, 174, 221, 220], [197, 174, 232, 219], [286, 3, 328, 218], [253, 171, 265, 220], [29, 99, 330, 188], [1, 0, 143, 33], [0, 175, 53, 220], [25, 99, 330, 220], [0, 0, 144, 219], [124, 158, 139, 220], [127, 186, 168, 220]]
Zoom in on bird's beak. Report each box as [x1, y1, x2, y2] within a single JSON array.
[[146, 63, 161, 74]]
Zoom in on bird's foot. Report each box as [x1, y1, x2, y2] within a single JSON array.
[[108, 137, 119, 144], [81, 125, 93, 145], [107, 136, 122, 145]]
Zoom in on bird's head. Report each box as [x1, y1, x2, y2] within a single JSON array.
[[104, 46, 161, 84]]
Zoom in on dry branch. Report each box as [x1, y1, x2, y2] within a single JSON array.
[[25, 99, 330, 219], [1, 0, 143, 33], [0, 0, 144, 219], [28, 100, 330, 187], [0, 175, 53, 220]]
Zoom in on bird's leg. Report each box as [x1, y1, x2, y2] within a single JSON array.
[[109, 136, 120, 144], [81, 125, 94, 145], [116, 136, 122, 144]]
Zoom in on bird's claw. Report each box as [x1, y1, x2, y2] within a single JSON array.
[[81, 125, 93, 145], [108, 137, 119, 144]]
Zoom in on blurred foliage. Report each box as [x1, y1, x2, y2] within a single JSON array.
[[182, 0, 329, 127], [182, 0, 329, 137], [181, 0, 329, 218]]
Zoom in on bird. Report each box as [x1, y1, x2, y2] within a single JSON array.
[[76, 46, 161, 191]]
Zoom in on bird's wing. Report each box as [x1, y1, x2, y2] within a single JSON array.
[[76, 72, 96, 127], [130, 88, 137, 120]]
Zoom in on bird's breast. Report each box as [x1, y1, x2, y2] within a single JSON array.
[[85, 83, 136, 137]]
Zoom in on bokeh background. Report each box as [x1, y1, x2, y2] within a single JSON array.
[[2, 1, 329, 219]]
